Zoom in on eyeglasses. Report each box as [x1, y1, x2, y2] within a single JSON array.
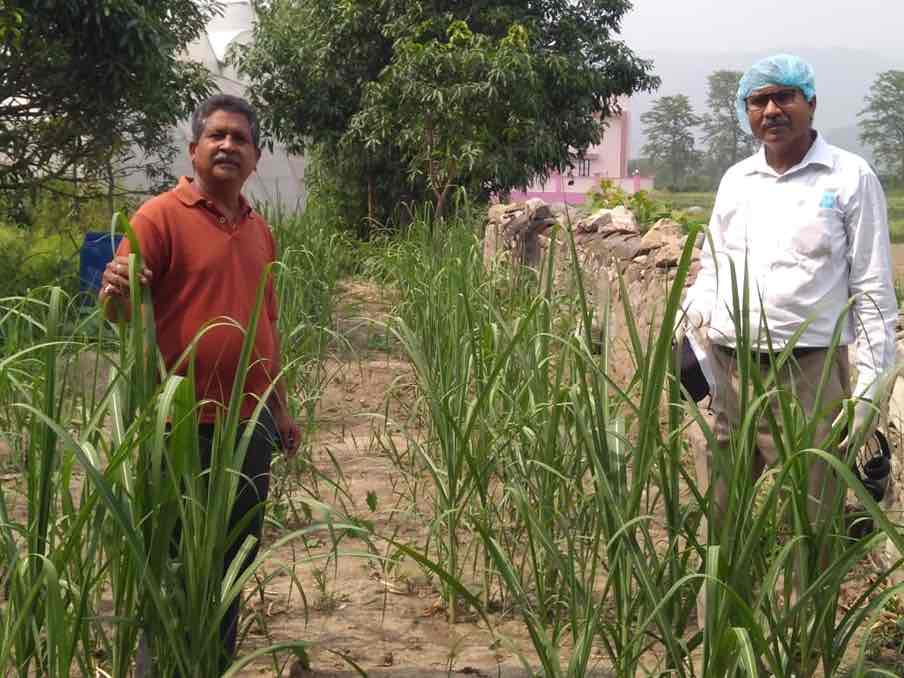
[[745, 88, 799, 111]]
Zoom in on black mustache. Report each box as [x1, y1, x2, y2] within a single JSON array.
[[213, 155, 239, 164], [763, 119, 790, 129]]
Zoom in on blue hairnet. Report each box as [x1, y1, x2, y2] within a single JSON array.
[[735, 54, 816, 133]]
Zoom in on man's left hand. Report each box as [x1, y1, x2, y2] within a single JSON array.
[[275, 410, 301, 457], [834, 397, 880, 454]]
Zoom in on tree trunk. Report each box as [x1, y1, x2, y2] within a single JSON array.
[[72, 162, 81, 224], [434, 183, 452, 222], [105, 153, 116, 218]]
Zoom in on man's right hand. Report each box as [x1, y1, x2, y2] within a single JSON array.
[[98, 255, 153, 321], [99, 255, 152, 300]]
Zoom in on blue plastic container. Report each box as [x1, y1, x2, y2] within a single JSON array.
[[79, 232, 123, 296]]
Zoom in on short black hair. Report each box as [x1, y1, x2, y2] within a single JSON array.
[[190, 94, 260, 148]]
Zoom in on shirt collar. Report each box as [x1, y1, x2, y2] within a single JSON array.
[[742, 131, 834, 177], [173, 176, 253, 217]]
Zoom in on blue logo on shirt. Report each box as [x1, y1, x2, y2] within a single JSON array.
[[819, 190, 837, 209]]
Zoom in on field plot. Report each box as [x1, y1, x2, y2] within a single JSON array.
[[234, 275, 904, 678], [888, 191, 904, 243], [234, 281, 550, 677], [2, 212, 904, 678], [649, 192, 716, 224]]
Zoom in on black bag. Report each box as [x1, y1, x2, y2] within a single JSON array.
[[853, 428, 892, 504], [847, 428, 892, 539], [677, 335, 710, 403]]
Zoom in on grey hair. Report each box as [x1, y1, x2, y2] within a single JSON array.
[[190, 94, 260, 148]]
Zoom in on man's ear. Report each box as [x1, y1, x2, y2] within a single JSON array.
[[254, 146, 262, 170], [808, 95, 817, 120], [189, 141, 198, 159]]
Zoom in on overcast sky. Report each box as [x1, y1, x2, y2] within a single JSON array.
[[619, 0, 904, 59]]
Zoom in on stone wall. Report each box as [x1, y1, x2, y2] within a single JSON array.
[[484, 198, 700, 389]]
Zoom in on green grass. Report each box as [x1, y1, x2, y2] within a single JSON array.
[[650, 191, 716, 225], [0, 207, 350, 677], [651, 191, 716, 211], [888, 191, 904, 243]]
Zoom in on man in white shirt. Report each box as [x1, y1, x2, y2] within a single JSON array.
[[684, 54, 897, 531]]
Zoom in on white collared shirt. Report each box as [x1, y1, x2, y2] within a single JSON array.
[[684, 133, 897, 400]]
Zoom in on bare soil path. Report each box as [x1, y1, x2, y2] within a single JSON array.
[[236, 280, 599, 677], [890, 243, 904, 281]]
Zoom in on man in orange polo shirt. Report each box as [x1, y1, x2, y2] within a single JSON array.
[[98, 94, 300, 669]]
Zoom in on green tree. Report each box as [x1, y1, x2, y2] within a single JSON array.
[[702, 70, 756, 182], [859, 70, 904, 184], [236, 0, 658, 229], [641, 95, 702, 189], [0, 4, 22, 43], [349, 21, 540, 218], [0, 1, 215, 198]]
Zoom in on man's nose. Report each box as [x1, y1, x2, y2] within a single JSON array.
[[762, 97, 783, 116], [219, 134, 236, 149]]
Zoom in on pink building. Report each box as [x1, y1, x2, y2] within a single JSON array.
[[510, 99, 653, 204]]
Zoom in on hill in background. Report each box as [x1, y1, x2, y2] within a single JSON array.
[[627, 47, 902, 162]]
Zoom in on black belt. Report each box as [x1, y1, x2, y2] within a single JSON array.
[[714, 343, 826, 364]]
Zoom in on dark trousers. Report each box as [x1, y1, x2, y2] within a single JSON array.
[[197, 411, 277, 666]]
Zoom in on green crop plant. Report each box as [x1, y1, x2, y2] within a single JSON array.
[[0, 210, 348, 677], [375, 201, 904, 677], [683, 257, 904, 678], [265, 202, 352, 442]]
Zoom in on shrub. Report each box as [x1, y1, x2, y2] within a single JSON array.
[[0, 181, 128, 295], [586, 179, 703, 231], [0, 223, 81, 296]]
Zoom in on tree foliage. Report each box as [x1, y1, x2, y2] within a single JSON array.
[[859, 70, 904, 184], [237, 0, 658, 228], [701, 70, 756, 181], [0, 5, 23, 43], [641, 95, 701, 189], [0, 0, 216, 198], [349, 20, 540, 218]]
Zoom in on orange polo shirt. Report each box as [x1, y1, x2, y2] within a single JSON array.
[[117, 176, 280, 423]]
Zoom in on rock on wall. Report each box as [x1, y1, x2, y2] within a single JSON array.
[[484, 199, 700, 390]]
